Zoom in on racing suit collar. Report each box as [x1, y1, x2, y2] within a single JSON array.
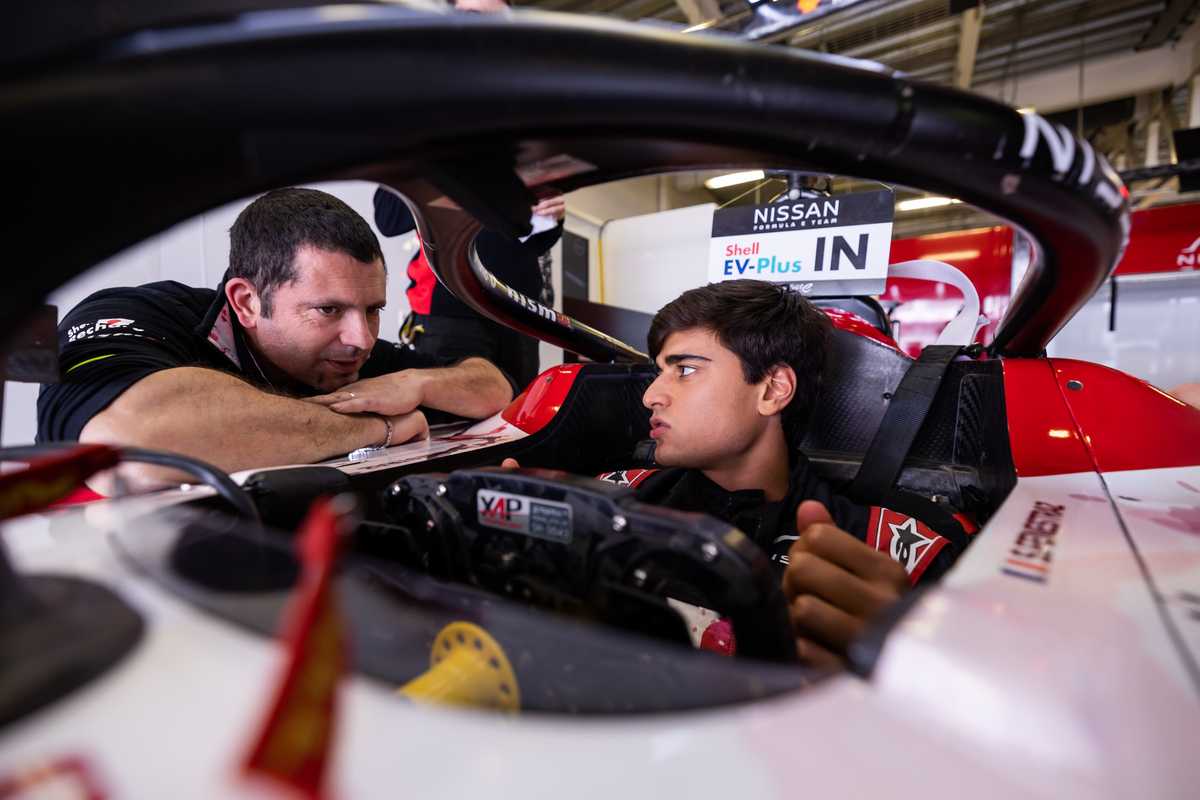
[[683, 452, 812, 543]]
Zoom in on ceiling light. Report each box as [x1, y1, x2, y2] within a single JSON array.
[[1017, 107, 1036, 115], [704, 170, 766, 190], [896, 196, 961, 212]]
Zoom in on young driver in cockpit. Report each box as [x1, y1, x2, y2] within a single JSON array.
[[509, 279, 972, 667]]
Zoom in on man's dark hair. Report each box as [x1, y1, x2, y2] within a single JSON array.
[[648, 279, 831, 445], [228, 187, 385, 316]]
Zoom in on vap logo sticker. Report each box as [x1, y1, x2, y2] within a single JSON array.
[[477, 489, 573, 543], [66, 317, 142, 342]]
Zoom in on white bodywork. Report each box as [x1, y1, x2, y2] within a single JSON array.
[[1, 431, 1198, 797]]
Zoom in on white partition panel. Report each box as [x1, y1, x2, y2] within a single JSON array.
[[1047, 271, 1200, 391], [600, 203, 716, 314]]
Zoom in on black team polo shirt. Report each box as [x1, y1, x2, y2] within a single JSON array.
[[35, 279, 496, 443]]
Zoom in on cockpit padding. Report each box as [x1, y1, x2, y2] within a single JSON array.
[[800, 328, 911, 456], [799, 328, 1014, 521], [504, 364, 656, 478]]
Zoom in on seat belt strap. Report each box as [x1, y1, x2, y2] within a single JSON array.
[[848, 344, 960, 502]]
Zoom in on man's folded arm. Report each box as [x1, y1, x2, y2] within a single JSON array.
[[78, 366, 422, 488], [307, 356, 514, 420], [418, 357, 513, 418]]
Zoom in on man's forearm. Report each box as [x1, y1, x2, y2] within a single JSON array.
[[417, 357, 513, 418], [80, 367, 391, 475]]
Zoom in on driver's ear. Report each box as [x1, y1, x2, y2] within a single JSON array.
[[757, 363, 797, 418], [225, 277, 263, 330]]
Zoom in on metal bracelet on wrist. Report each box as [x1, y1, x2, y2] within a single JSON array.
[[348, 415, 393, 462]]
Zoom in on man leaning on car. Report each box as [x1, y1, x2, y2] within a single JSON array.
[[37, 187, 514, 490]]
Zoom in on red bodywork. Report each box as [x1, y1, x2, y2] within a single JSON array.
[[1002, 359, 1104, 478], [501, 364, 584, 434], [1003, 358, 1200, 477], [0, 444, 119, 519], [1049, 359, 1200, 473], [820, 306, 901, 351]]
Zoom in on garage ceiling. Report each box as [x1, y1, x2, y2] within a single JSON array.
[[517, 0, 1200, 232], [514, 0, 1198, 93]]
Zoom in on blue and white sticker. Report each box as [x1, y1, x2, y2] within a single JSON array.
[[477, 489, 573, 544], [707, 189, 895, 295]]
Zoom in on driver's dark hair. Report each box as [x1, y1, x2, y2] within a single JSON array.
[[228, 187, 385, 316], [648, 280, 831, 446]]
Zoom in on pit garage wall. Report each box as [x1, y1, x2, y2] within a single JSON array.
[[0, 183, 408, 447]]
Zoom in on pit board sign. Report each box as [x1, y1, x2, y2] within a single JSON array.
[[707, 189, 894, 296]]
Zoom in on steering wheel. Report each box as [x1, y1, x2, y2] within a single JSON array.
[[382, 466, 797, 663]]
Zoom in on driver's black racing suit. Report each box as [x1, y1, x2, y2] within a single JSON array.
[[598, 452, 974, 588]]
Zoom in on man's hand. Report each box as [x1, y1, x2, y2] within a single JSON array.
[[307, 370, 426, 417], [384, 409, 431, 446], [309, 357, 511, 420], [531, 195, 566, 222], [500, 458, 520, 469], [782, 500, 909, 668]]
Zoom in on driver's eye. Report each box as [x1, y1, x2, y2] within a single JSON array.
[[678, 365, 696, 377], [316, 306, 339, 316]]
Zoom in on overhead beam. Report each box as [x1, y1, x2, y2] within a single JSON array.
[[1139, 0, 1200, 50], [975, 20, 1200, 113], [673, 0, 720, 26], [910, 4, 1166, 81], [783, 0, 928, 48], [953, 3, 985, 88], [1190, 76, 1200, 127]]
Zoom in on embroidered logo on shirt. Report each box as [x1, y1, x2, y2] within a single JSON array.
[[867, 507, 948, 584], [770, 534, 799, 566], [595, 469, 658, 488], [66, 317, 144, 342]]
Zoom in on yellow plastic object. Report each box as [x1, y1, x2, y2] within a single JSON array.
[[397, 622, 520, 713]]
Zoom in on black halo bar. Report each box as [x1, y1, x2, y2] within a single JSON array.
[[0, 6, 1129, 359]]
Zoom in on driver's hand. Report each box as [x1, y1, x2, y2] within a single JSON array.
[[782, 501, 909, 668], [500, 458, 521, 469]]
